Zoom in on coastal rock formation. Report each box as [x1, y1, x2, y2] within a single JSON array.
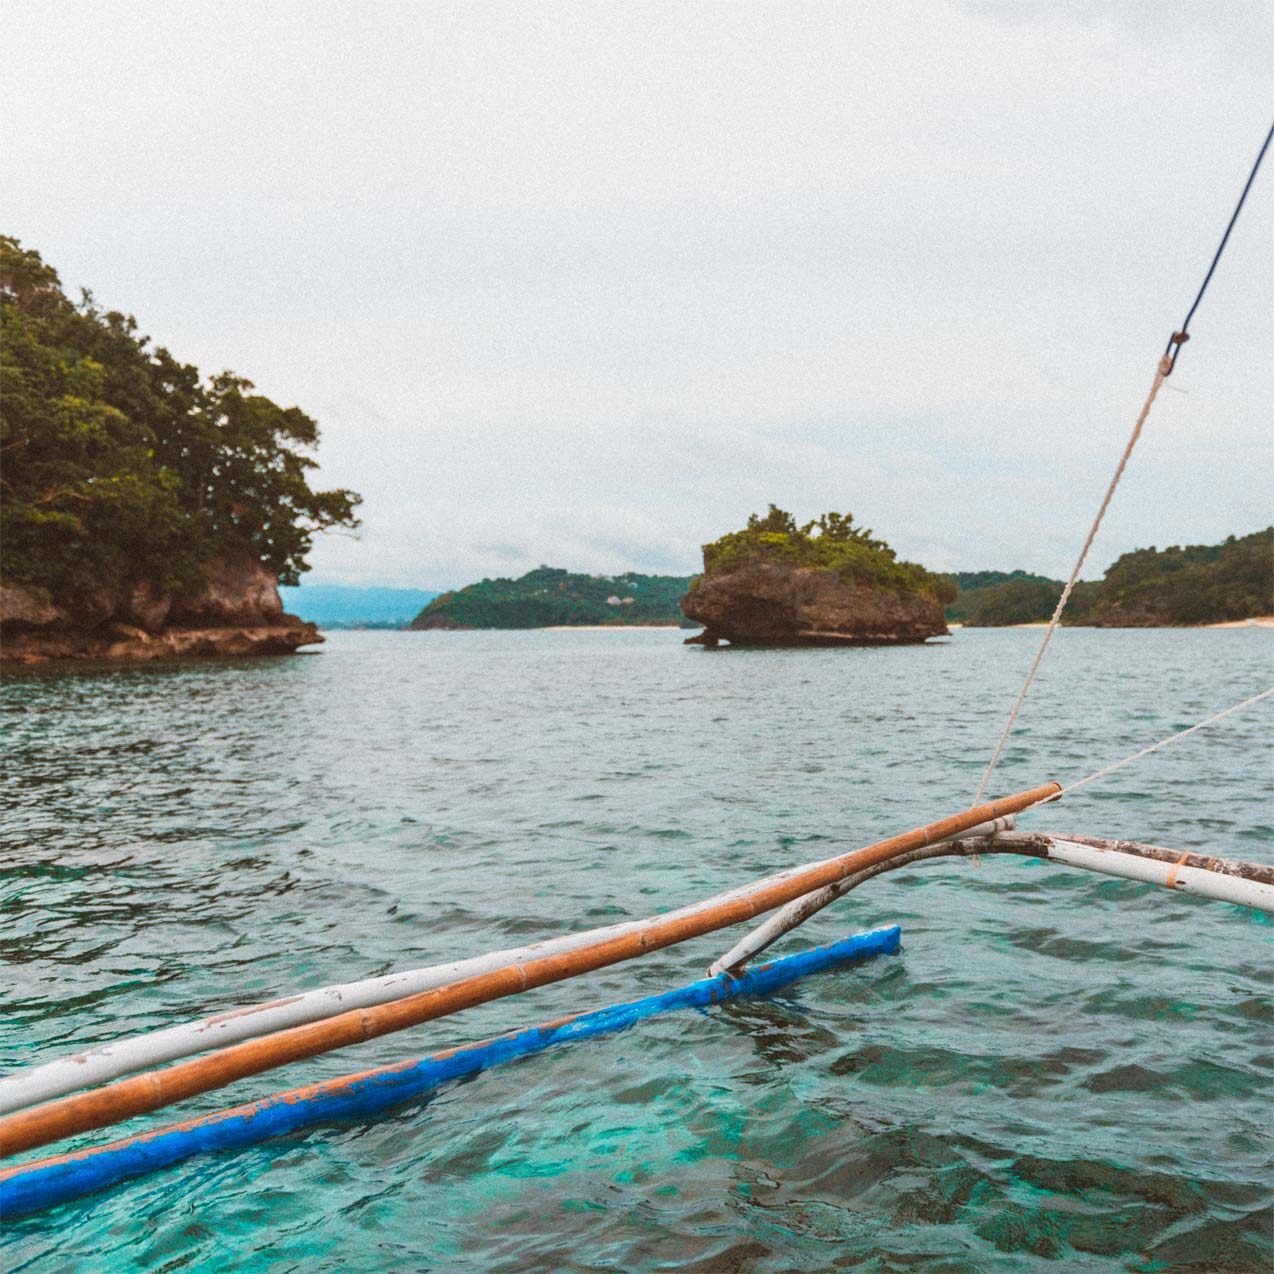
[[167, 552, 287, 627], [0, 584, 65, 630], [681, 561, 949, 646], [0, 551, 321, 665]]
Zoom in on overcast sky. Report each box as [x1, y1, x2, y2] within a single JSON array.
[[4, 1, 1270, 589]]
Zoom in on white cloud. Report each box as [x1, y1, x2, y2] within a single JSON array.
[[2, 0, 1269, 588]]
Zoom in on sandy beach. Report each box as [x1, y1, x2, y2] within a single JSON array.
[[949, 619, 1274, 631]]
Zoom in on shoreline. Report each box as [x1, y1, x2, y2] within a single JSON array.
[[406, 624, 690, 634], [953, 617, 1274, 631]]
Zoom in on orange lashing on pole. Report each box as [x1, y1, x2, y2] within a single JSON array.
[[1164, 851, 1191, 891], [0, 782, 1060, 1158]]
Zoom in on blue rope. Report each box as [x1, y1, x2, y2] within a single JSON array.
[[1163, 119, 1272, 374]]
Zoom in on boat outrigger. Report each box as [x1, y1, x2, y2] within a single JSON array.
[[2, 774, 1271, 1217]]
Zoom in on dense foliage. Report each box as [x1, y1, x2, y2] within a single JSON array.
[[946, 530, 1272, 626], [0, 237, 360, 595], [1080, 529, 1272, 625], [412, 567, 694, 628], [700, 505, 958, 605], [943, 571, 1065, 624]]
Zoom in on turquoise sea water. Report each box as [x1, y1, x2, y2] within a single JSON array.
[[2, 627, 1272, 1272]]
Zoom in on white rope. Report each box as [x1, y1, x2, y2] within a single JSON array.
[[1045, 687, 1274, 800], [972, 355, 1172, 804]]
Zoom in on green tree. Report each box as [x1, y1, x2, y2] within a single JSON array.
[[704, 507, 956, 604], [0, 236, 360, 596], [747, 504, 799, 535]]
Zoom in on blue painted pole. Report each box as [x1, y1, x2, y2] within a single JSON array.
[[0, 926, 899, 1219]]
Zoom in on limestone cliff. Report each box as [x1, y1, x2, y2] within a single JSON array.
[[681, 560, 949, 647], [0, 551, 321, 664]]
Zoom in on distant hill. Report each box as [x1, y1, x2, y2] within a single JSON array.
[[410, 567, 694, 629], [944, 571, 1063, 624], [280, 584, 439, 629], [946, 528, 1272, 626], [1079, 528, 1272, 626]]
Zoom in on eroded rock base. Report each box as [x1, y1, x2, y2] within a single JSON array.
[[1, 622, 322, 666], [684, 629, 942, 647], [680, 561, 949, 646], [1, 551, 322, 666]]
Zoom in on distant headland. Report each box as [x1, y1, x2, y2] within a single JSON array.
[[945, 528, 1272, 628], [410, 567, 693, 630]]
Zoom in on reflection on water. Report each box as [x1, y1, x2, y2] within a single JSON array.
[[2, 628, 1272, 1271]]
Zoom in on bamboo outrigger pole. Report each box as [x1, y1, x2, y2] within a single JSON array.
[[710, 814, 1017, 975], [0, 801, 1044, 1118], [0, 782, 1059, 1158], [0, 927, 902, 1218], [711, 830, 1274, 974]]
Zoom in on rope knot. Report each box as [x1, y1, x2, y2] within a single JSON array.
[[1160, 331, 1191, 377]]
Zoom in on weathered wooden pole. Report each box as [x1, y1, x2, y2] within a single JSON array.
[[711, 829, 1274, 975], [709, 815, 1016, 974], [0, 927, 901, 1217]]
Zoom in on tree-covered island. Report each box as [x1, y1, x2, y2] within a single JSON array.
[[1, 237, 360, 662], [682, 508, 1271, 644], [681, 506, 956, 646], [411, 567, 694, 629]]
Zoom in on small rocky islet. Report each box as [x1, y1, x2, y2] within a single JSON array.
[[679, 507, 953, 647], [0, 236, 356, 666], [681, 561, 949, 647], [680, 513, 1273, 646]]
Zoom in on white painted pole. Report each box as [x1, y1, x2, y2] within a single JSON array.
[[1028, 836, 1274, 912], [709, 817, 1015, 975]]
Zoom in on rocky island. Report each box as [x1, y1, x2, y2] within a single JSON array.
[[0, 236, 359, 665], [682, 507, 956, 646]]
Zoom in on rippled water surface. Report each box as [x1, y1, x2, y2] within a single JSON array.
[[3, 628, 1272, 1272]]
